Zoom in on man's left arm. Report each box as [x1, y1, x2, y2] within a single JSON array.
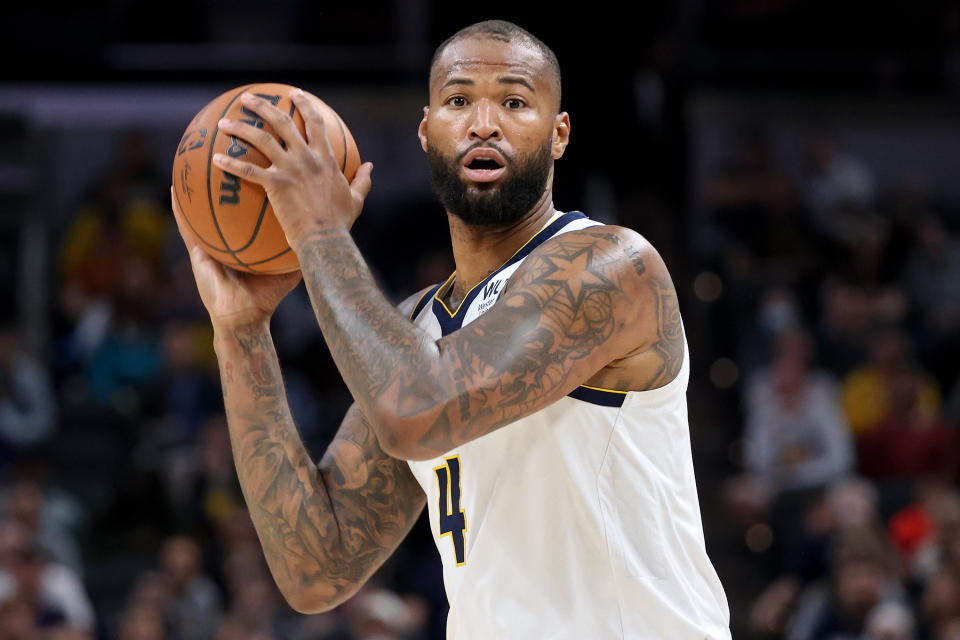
[[297, 224, 673, 461]]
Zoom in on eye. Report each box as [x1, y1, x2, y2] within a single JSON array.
[[447, 96, 467, 107], [505, 98, 525, 110]]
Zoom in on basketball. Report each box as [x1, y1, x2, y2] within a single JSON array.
[[172, 83, 361, 273]]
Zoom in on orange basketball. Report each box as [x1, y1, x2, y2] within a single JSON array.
[[172, 83, 361, 273]]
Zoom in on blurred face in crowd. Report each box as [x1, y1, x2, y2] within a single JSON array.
[[923, 569, 960, 623], [128, 571, 171, 612], [161, 536, 201, 589], [871, 330, 909, 370], [938, 618, 960, 640], [0, 598, 36, 640], [0, 327, 19, 368], [8, 482, 44, 532], [836, 558, 887, 620], [419, 34, 569, 227], [0, 521, 43, 597], [863, 602, 915, 640], [118, 607, 165, 640], [807, 136, 837, 172], [827, 479, 878, 530]]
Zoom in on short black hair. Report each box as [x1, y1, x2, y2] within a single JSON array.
[[429, 20, 562, 110]]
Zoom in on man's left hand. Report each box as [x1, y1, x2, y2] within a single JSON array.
[[212, 90, 373, 251]]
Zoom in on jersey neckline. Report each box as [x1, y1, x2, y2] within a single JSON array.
[[431, 211, 586, 334]]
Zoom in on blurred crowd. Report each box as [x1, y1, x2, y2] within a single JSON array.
[[703, 132, 960, 639], [0, 133, 444, 640]]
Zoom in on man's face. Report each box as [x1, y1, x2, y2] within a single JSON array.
[[419, 35, 569, 227]]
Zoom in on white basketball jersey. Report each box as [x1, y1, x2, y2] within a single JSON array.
[[403, 212, 731, 640]]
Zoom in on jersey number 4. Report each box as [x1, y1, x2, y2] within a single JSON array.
[[435, 456, 467, 566]]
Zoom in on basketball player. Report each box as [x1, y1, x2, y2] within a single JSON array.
[[172, 20, 731, 639]]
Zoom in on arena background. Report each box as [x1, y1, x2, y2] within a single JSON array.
[[1, 2, 959, 639]]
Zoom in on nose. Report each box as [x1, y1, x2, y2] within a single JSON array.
[[468, 100, 501, 141]]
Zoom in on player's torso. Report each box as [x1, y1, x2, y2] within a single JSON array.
[[405, 212, 731, 639]]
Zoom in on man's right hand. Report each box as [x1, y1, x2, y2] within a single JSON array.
[[171, 187, 301, 329]]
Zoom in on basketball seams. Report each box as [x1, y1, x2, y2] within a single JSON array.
[[234, 101, 299, 254], [206, 84, 254, 269], [335, 112, 348, 173], [173, 182, 230, 253], [223, 250, 295, 274], [236, 246, 293, 267]]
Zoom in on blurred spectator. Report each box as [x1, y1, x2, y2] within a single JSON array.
[[921, 568, 960, 640], [834, 214, 903, 290], [728, 330, 854, 515], [125, 570, 171, 618], [339, 586, 430, 640], [222, 573, 296, 639], [857, 368, 957, 484], [54, 132, 171, 413], [139, 322, 220, 444], [116, 605, 167, 640], [840, 328, 940, 437], [0, 323, 56, 467], [902, 212, 960, 390], [159, 535, 222, 640], [896, 484, 960, 584], [903, 213, 960, 329], [705, 131, 798, 222], [739, 287, 804, 374], [803, 135, 877, 235], [0, 519, 94, 633], [939, 619, 960, 640], [0, 479, 84, 577], [0, 596, 42, 640], [58, 132, 168, 300], [705, 132, 815, 292], [816, 279, 878, 375], [214, 615, 274, 640], [748, 477, 881, 637], [862, 600, 916, 640], [163, 415, 244, 539], [84, 255, 164, 409], [945, 378, 960, 427], [785, 526, 904, 640]]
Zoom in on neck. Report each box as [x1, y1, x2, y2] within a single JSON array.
[[444, 190, 557, 307]]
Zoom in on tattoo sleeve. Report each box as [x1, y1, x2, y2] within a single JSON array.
[[297, 225, 678, 461], [213, 322, 425, 612]]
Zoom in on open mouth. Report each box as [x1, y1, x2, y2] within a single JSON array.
[[462, 149, 507, 183]]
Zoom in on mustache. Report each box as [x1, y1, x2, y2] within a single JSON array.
[[455, 142, 513, 166]]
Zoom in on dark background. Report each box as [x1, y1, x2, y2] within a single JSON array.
[[1, 1, 960, 639]]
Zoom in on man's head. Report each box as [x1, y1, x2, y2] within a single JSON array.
[[419, 20, 570, 227], [428, 21, 562, 111]]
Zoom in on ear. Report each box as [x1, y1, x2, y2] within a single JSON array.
[[418, 106, 429, 153], [551, 112, 570, 159]]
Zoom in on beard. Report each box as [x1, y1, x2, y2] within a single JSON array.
[[426, 137, 553, 227]]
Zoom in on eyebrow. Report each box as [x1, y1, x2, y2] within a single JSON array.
[[439, 76, 537, 93], [499, 76, 536, 93]]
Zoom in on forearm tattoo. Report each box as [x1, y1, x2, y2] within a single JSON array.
[[298, 226, 683, 458], [217, 324, 424, 607]]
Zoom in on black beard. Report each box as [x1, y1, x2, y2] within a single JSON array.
[[426, 138, 553, 227]]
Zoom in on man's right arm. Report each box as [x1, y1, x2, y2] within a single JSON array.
[[214, 318, 425, 614]]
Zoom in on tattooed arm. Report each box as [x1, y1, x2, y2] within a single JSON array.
[[170, 191, 424, 615], [214, 321, 425, 613], [296, 225, 681, 461]]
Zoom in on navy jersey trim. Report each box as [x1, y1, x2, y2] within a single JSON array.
[[410, 284, 442, 321], [568, 385, 627, 407], [431, 211, 587, 336]]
